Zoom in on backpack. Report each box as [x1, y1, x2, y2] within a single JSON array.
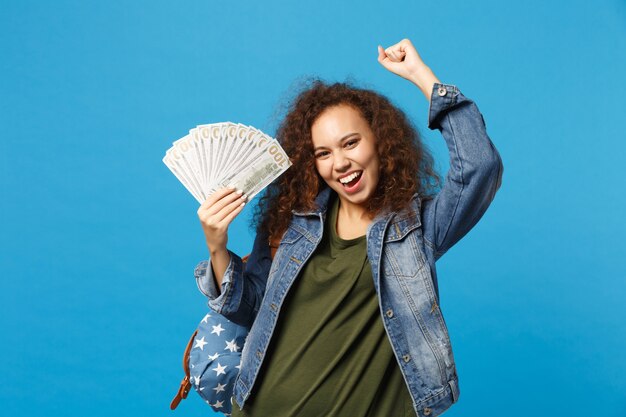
[[171, 244, 278, 413]]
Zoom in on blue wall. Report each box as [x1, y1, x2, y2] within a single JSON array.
[[1, 0, 625, 416]]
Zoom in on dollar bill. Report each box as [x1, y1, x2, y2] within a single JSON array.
[[163, 122, 291, 204], [163, 152, 204, 204], [212, 140, 291, 201], [172, 135, 205, 200]]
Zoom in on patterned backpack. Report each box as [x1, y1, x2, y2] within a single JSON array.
[[171, 245, 278, 414]]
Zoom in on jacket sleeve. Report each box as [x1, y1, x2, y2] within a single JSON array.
[[194, 229, 273, 327], [421, 83, 504, 261]]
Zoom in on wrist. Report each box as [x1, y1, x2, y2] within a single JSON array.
[[208, 244, 228, 257], [408, 64, 434, 85], [408, 66, 440, 99]]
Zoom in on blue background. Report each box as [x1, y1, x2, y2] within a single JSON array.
[[1, 0, 625, 416]]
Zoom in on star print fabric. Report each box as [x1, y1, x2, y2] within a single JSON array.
[[189, 311, 249, 415]]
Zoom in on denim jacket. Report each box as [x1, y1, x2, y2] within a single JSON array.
[[195, 83, 504, 417]]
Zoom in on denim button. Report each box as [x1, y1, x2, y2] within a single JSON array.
[[386, 309, 394, 318], [423, 407, 432, 415], [403, 354, 411, 362], [437, 86, 447, 96]]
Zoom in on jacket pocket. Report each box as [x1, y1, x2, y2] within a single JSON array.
[[266, 225, 307, 290], [382, 230, 428, 279]]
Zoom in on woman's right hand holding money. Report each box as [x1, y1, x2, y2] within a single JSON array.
[[197, 186, 247, 291]]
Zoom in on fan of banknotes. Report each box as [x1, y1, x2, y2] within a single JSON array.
[[163, 122, 292, 204]]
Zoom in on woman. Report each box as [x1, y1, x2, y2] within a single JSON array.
[[195, 38, 503, 417]]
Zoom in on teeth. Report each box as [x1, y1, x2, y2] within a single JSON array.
[[339, 171, 361, 184]]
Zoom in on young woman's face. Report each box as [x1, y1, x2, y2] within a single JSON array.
[[311, 104, 380, 210]]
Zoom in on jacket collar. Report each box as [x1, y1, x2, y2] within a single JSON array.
[[292, 185, 422, 239], [291, 185, 334, 217]]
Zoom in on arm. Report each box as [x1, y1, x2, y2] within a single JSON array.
[[195, 229, 273, 327], [378, 39, 503, 261], [195, 187, 272, 327], [421, 83, 503, 261]]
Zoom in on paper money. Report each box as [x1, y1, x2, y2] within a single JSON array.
[[163, 122, 292, 204]]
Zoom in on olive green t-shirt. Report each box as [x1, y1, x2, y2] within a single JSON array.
[[232, 193, 414, 417]]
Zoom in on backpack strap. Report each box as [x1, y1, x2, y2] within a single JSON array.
[[170, 329, 198, 410], [270, 240, 279, 260]]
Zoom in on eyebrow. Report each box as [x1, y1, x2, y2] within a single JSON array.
[[313, 132, 359, 151]]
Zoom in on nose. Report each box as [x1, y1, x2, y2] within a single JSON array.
[[333, 151, 350, 172]]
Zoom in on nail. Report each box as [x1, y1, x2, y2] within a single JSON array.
[[236, 189, 243, 195]]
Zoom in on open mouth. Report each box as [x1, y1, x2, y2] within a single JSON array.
[[339, 170, 363, 188]]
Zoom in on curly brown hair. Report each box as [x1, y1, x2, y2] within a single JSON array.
[[253, 77, 442, 245]]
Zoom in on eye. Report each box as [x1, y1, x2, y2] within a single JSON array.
[[344, 138, 360, 148], [315, 150, 330, 159]]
